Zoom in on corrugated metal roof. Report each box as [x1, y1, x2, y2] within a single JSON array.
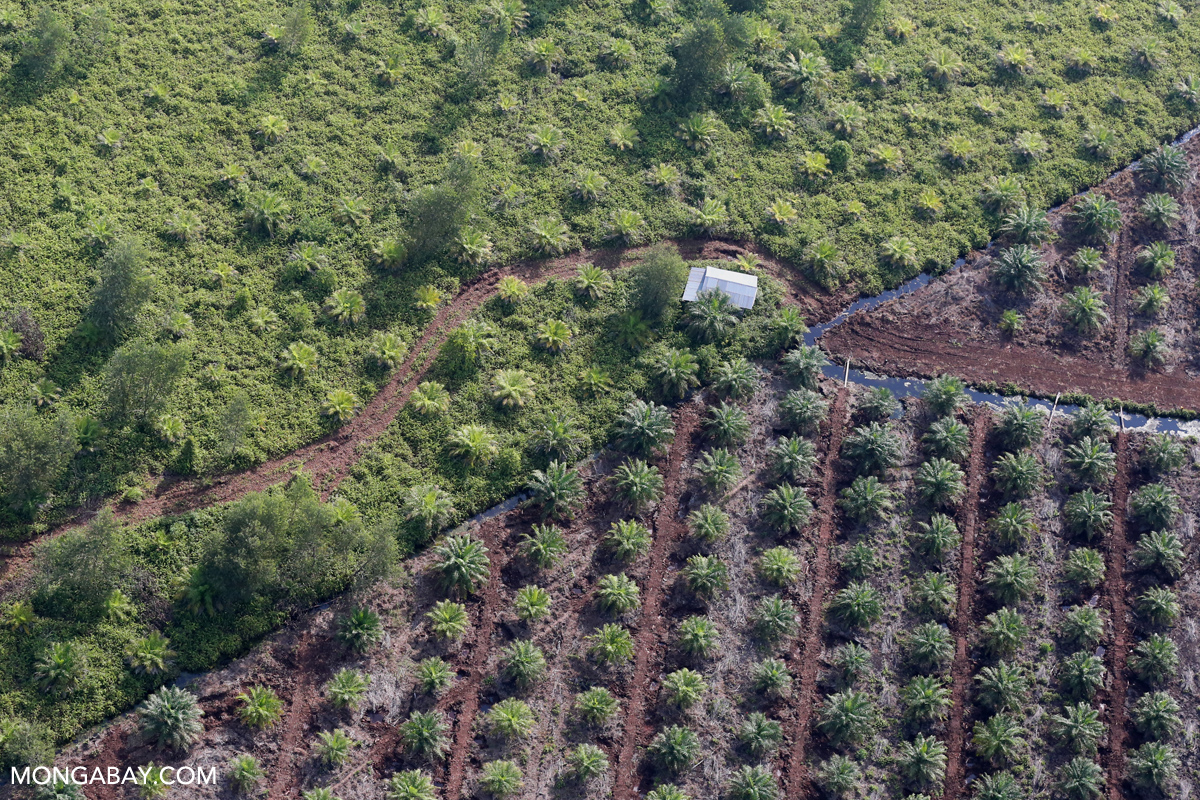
[[681, 266, 759, 309]]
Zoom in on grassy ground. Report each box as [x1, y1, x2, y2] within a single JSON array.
[[2, 0, 1200, 532]]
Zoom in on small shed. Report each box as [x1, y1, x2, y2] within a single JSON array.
[[681, 266, 759, 309]]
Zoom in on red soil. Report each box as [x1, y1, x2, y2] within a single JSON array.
[[941, 406, 993, 800], [611, 403, 703, 800], [1101, 432, 1133, 800], [780, 387, 850, 799]]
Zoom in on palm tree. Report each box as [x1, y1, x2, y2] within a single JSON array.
[[990, 503, 1035, 549], [985, 554, 1036, 605], [898, 734, 947, 789], [426, 600, 469, 640], [588, 624, 635, 666], [663, 668, 708, 708], [1064, 436, 1116, 486], [1063, 489, 1113, 540], [924, 417, 970, 461], [912, 572, 956, 618], [1126, 742, 1179, 795], [529, 411, 586, 461], [387, 770, 438, 800], [401, 710, 449, 760], [923, 375, 968, 417], [842, 423, 904, 476], [566, 744, 609, 783], [705, 402, 751, 446], [1138, 586, 1180, 627], [1130, 483, 1181, 529], [487, 698, 536, 740], [1065, 548, 1106, 590], [839, 476, 895, 523], [1130, 329, 1169, 367], [613, 310, 653, 351], [337, 607, 382, 654], [916, 458, 966, 509], [1141, 192, 1181, 229], [1061, 652, 1105, 699], [768, 436, 818, 482], [1138, 143, 1189, 191], [1073, 192, 1122, 242], [573, 264, 612, 300], [403, 484, 455, 532], [677, 615, 719, 658], [1131, 691, 1181, 740], [972, 713, 1025, 766], [1051, 703, 1104, 754], [820, 689, 875, 746], [575, 686, 619, 725], [237, 686, 284, 730], [1063, 606, 1106, 648], [497, 275, 529, 306], [688, 504, 729, 544], [432, 535, 490, 597], [753, 595, 797, 643], [535, 319, 571, 353], [781, 345, 827, 389], [758, 547, 802, 587], [229, 754, 265, 793], [908, 622, 953, 669], [612, 458, 664, 512], [1131, 530, 1185, 578], [687, 289, 738, 343], [615, 399, 675, 455], [491, 369, 535, 408], [981, 608, 1028, 657], [279, 341, 318, 377], [409, 382, 451, 416], [729, 763, 780, 800], [416, 658, 455, 695], [653, 348, 700, 400], [976, 662, 1028, 712], [1061, 287, 1109, 335], [751, 658, 793, 698], [596, 572, 641, 614], [990, 451, 1042, 498], [1059, 757, 1103, 800], [831, 582, 882, 628], [323, 288, 366, 325], [912, 514, 960, 560], [125, 632, 176, 676], [902, 675, 950, 722], [762, 483, 813, 532], [738, 712, 783, 757], [140, 686, 204, 751], [991, 245, 1045, 295], [525, 460, 585, 519], [35, 641, 86, 696], [480, 760, 522, 797], [520, 524, 567, 569], [502, 640, 546, 687], [712, 357, 758, 400], [994, 401, 1045, 451], [325, 669, 370, 709], [649, 725, 700, 773]]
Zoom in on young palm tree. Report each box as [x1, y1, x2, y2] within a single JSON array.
[[923, 417, 970, 461], [663, 668, 708, 709], [902, 674, 950, 722], [279, 341, 318, 377], [1064, 436, 1116, 486], [502, 640, 546, 688], [386, 770, 438, 800], [991, 245, 1045, 295], [828, 643, 871, 686], [401, 710, 449, 761], [403, 484, 455, 533], [711, 357, 758, 400], [820, 689, 875, 746], [779, 388, 828, 434], [520, 524, 566, 569], [525, 460, 585, 519], [990, 503, 1035, 549], [535, 319, 571, 353], [1064, 548, 1106, 589], [588, 623, 635, 666], [1051, 703, 1104, 754], [981, 608, 1028, 657], [1073, 192, 1122, 242], [566, 744, 609, 783], [529, 411, 586, 461], [447, 424, 498, 467], [496, 275, 529, 307], [513, 585, 551, 622], [325, 669, 370, 709], [973, 713, 1025, 766], [323, 288, 366, 326], [573, 264, 612, 300], [1063, 606, 1107, 649], [677, 615, 720, 658], [415, 658, 455, 695], [758, 547, 802, 587], [1130, 483, 1181, 529], [140, 686, 205, 751], [976, 661, 1028, 713], [911, 571, 956, 619], [1138, 143, 1189, 191], [993, 401, 1045, 451], [911, 514, 960, 560], [35, 641, 87, 696], [1127, 743, 1179, 796], [613, 310, 653, 351], [1131, 691, 1181, 741], [491, 369, 535, 408], [686, 289, 739, 343], [916, 458, 967, 509], [336, 607, 382, 654], [125, 632, 176, 676], [653, 348, 701, 400], [705, 402, 751, 446], [432, 535, 490, 597], [602, 519, 650, 563], [898, 734, 947, 789], [762, 483, 813, 532], [831, 582, 882, 628], [229, 754, 265, 793], [730, 764, 781, 800], [615, 399, 675, 455], [479, 760, 522, 797], [1138, 586, 1181, 627], [649, 725, 701, 774], [751, 658, 792, 698], [1131, 530, 1185, 578], [612, 458, 665, 512], [781, 345, 827, 390], [488, 698, 536, 740], [575, 686, 619, 725], [687, 503, 730, 544], [1063, 489, 1113, 540], [753, 594, 798, 643], [1141, 192, 1182, 229], [907, 622, 954, 670], [596, 572, 642, 614], [1061, 287, 1110, 336], [1130, 329, 1170, 368], [1061, 652, 1106, 699], [316, 728, 356, 767], [922, 376, 968, 418], [990, 451, 1042, 498], [985, 554, 1037, 605], [1058, 757, 1103, 800], [839, 476, 895, 523], [1130, 634, 1180, 685], [683, 555, 730, 599], [737, 712, 783, 758], [842, 422, 904, 476], [768, 436, 818, 483], [409, 382, 451, 416], [697, 448, 741, 494], [237, 686, 283, 730]]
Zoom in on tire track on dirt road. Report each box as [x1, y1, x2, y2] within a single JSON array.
[[942, 405, 992, 800], [1102, 431, 1133, 800], [780, 386, 849, 799], [610, 403, 702, 800]]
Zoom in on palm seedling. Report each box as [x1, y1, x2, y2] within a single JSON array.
[[606, 519, 652, 562], [972, 713, 1025, 766], [677, 616, 719, 658], [324, 669, 370, 710], [898, 734, 947, 790], [496, 275, 529, 308], [705, 402, 751, 446], [615, 399, 675, 455], [908, 622, 953, 670], [762, 483, 813, 532], [1131, 530, 1184, 579], [1073, 246, 1105, 278], [990, 451, 1042, 498], [597, 573, 641, 614], [916, 458, 966, 509], [1059, 757, 1103, 800], [768, 436, 818, 483], [839, 476, 895, 524], [502, 640, 546, 688], [1061, 287, 1109, 335], [570, 168, 608, 202], [924, 417, 970, 461], [779, 389, 828, 434], [912, 514, 960, 560], [663, 668, 707, 708], [753, 595, 798, 643], [529, 217, 572, 254], [140, 686, 204, 751], [820, 690, 874, 746], [1073, 193, 1122, 242], [981, 607, 1028, 657], [588, 624, 634, 666], [1064, 436, 1116, 485], [1013, 131, 1048, 161], [513, 585, 551, 622], [525, 460, 585, 519], [911, 571, 956, 619], [229, 755, 264, 793], [579, 366, 613, 397], [575, 686, 619, 725], [924, 47, 963, 83], [902, 675, 950, 722], [653, 348, 700, 400], [1063, 606, 1107, 649], [433, 535, 490, 597], [520, 524, 567, 569], [488, 698, 536, 740], [1138, 586, 1180, 627], [408, 382, 451, 417], [1061, 652, 1105, 699], [35, 641, 86, 696], [415, 658, 454, 695], [842, 422, 904, 476], [1051, 702, 1104, 754], [401, 711, 448, 760], [1138, 144, 1189, 192], [480, 760, 522, 797], [688, 504, 730, 545], [607, 120, 639, 150], [1131, 691, 1181, 740], [3, 600, 35, 634], [649, 725, 700, 773], [1065, 548, 1106, 590], [831, 582, 882, 629], [1130, 483, 1181, 530]]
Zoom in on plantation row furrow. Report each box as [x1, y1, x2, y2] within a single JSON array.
[[1101, 432, 1133, 800], [781, 385, 850, 799], [943, 405, 993, 800]]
